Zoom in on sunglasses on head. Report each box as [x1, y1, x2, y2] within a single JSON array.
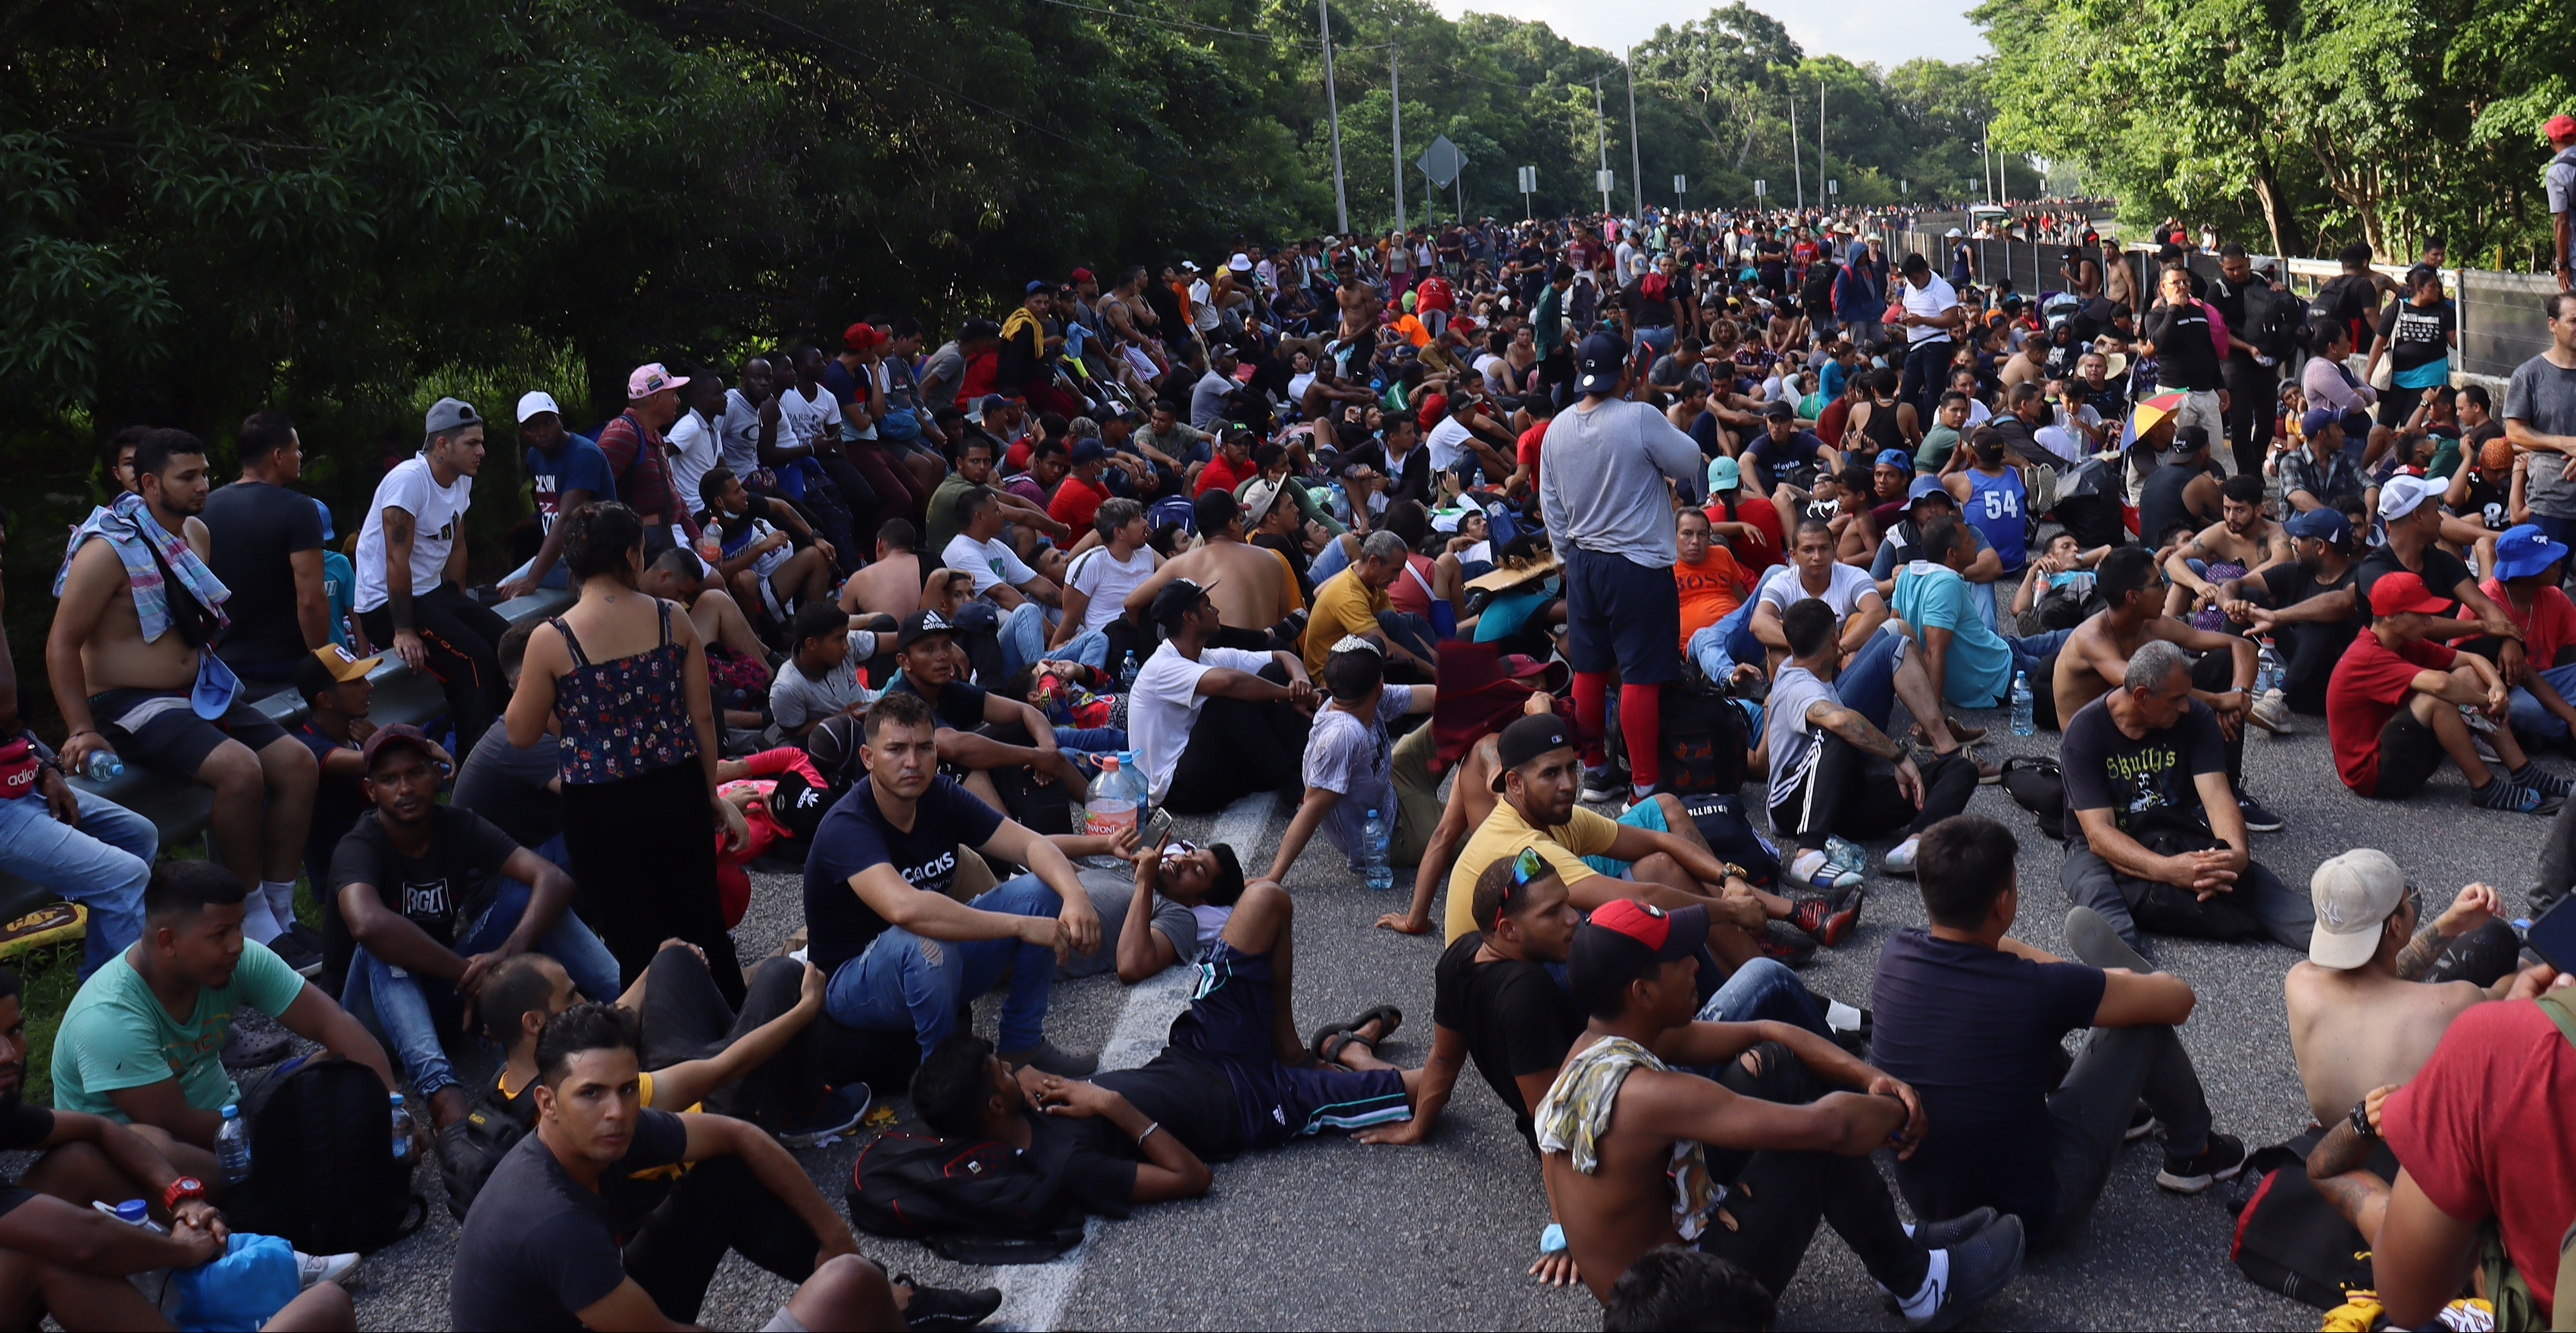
[[1496, 846, 1551, 918]]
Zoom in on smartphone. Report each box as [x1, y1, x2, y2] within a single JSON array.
[[2524, 893, 2576, 973], [1140, 806, 1174, 850]]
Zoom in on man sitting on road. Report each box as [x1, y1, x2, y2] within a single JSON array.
[[2058, 640, 2312, 951], [2357, 474, 2530, 684], [352, 399, 511, 757], [1127, 579, 1316, 815], [2475, 524, 2576, 749], [1871, 815, 2249, 1245], [51, 862, 399, 1194], [449, 1001, 996, 1332], [839, 518, 927, 622], [1052, 498, 1158, 671], [1265, 637, 1436, 883], [1538, 896, 2025, 1326], [328, 724, 614, 1137], [800, 690, 1102, 1076], [2215, 506, 2361, 725], [1890, 518, 2073, 714], [49, 429, 320, 966], [879, 609, 1090, 818], [943, 488, 1064, 681], [2162, 472, 2290, 624], [1302, 530, 1433, 680], [2325, 570, 2570, 814], [771, 602, 875, 743], [1124, 490, 1308, 652]]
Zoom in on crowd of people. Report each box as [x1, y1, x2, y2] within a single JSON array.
[[5, 149, 2576, 1330]]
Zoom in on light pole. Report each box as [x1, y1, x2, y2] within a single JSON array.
[[1789, 94, 1803, 210], [1625, 47, 1644, 221], [1318, 0, 1346, 233], [1389, 45, 1402, 232], [1593, 74, 1611, 220]]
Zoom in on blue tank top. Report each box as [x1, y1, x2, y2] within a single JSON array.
[[1962, 468, 2027, 570]]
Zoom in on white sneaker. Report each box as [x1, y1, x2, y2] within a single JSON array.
[[295, 1250, 359, 1291], [1883, 835, 1922, 877], [2248, 689, 2292, 734]]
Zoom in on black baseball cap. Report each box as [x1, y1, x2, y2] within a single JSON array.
[[1567, 900, 1712, 1003], [358, 722, 436, 773], [1762, 400, 1795, 419], [1490, 712, 1578, 793], [1573, 332, 1626, 395], [1149, 577, 1218, 630], [895, 609, 955, 651]]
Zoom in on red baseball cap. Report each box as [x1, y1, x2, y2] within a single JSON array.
[[2548, 113, 2576, 142], [1568, 900, 1711, 1000], [843, 322, 886, 352], [2367, 570, 2452, 618]]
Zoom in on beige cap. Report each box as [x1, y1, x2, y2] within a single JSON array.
[[1240, 477, 1286, 525], [2308, 850, 2406, 968]]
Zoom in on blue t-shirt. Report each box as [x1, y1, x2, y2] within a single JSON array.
[[525, 436, 614, 536], [1893, 562, 2012, 709], [1868, 928, 2106, 1227], [320, 549, 357, 651], [801, 775, 1006, 975]]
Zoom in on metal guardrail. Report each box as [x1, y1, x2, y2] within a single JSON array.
[[0, 587, 578, 921]]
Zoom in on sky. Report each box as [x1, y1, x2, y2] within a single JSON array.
[[1428, 0, 1991, 70]]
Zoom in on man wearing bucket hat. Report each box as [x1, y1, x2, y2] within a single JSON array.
[[594, 362, 699, 549], [2478, 524, 2576, 746], [2324, 568, 2569, 811]]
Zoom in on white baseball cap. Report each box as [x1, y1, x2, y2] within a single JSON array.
[[1229, 252, 1254, 272], [2308, 850, 2407, 968], [2378, 474, 2439, 521], [515, 391, 563, 424]]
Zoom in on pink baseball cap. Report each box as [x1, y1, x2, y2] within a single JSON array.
[[2549, 113, 2576, 142], [626, 362, 689, 399]]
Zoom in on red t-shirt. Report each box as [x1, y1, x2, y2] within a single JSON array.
[[1004, 436, 1034, 473], [1047, 472, 1111, 546], [1816, 396, 1853, 448], [1515, 421, 1549, 493], [1196, 453, 1252, 497], [2324, 629, 2454, 793], [1415, 275, 1455, 312], [1705, 495, 1785, 574], [1386, 552, 1438, 619], [2384, 999, 2576, 1314], [2477, 579, 2576, 666]]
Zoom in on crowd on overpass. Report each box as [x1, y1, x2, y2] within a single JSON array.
[[1, 113, 2575, 1331]]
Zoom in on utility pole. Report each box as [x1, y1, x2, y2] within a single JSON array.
[[1390, 45, 1403, 233], [1789, 94, 1803, 210], [1818, 80, 1826, 208], [1318, 0, 1346, 233], [1593, 74, 1611, 219], [1624, 47, 1644, 221]]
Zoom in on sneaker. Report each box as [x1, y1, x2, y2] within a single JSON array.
[[1579, 765, 1627, 803], [2474, 776, 2565, 816], [2124, 1102, 2163, 1143], [2157, 1131, 2249, 1194], [1909, 1206, 1998, 1251], [895, 1275, 1005, 1331], [1904, 1211, 2025, 1331], [2248, 688, 2293, 734], [2515, 764, 2576, 800], [2233, 789, 2285, 833], [267, 932, 324, 979], [1787, 848, 1865, 893], [1753, 919, 1818, 967], [1001, 1040, 1099, 1078], [774, 1084, 874, 1150], [294, 1250, 360, 1290], [1787, 895, 1862, 947], [1883, 834, 1923, 877]]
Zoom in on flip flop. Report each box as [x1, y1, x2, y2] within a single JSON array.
[[1310, 1004, 1402, 1062]]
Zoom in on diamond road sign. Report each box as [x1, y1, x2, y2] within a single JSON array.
[[1417, 135, 1465, 189]]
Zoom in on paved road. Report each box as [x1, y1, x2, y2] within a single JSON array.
[[227, 691, 2571, 1330]]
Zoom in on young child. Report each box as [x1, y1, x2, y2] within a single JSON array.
[[1005, 661, 1128, 775]]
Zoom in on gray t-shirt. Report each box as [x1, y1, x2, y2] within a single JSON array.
[[1056, 869, 1205, 979], [1536, 397, 1706, 568], [2508, 353, 2576, 518], [1300, 686, 1415, 868], [452, 731, 564, 851], [768, 659, 871, 736], [1762, 663, 1841, 814]]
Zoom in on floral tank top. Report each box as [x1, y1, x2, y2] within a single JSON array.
[[551, 601, 697, 785]]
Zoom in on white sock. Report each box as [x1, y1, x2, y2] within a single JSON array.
[[1790, 848, 1830, 880], [1896, 1248, 1951, 1321], [1826, 1000, 1865, 1032], [261, 881, 299, 931], [238, 893, 285, 945], [1891, 834, 1921, 860]]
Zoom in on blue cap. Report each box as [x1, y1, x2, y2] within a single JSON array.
[[1875, 448, 1912, 471], [1071, 438, 1106, 464], [313, 496, 336, 543], [1905, 474, 1949, 505], [2283, 507, 2350, 543], [2494, 524, 2571, 580], [1574, 332, 1627, 394]]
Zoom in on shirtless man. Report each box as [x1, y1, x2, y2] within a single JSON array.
[[1122, 490, 1305, 651], [1336, 273, 1381, 369], [1537, 900, 2023, 1324], [2162, 474, 2292, 619], [48, 430, 320, 955], [636, 548, 770, 677], [1996, 336, 2052, 391], [837, 518, 926, 621]]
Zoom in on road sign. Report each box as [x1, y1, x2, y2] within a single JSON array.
[[1753, 180, 1766, 197], [1418, 135, 1465, 189], [1595, 169, 1615, 194], [1827, 179, 1840, 196], [1673, 174, 1687, 193], [1517, 165, 1537, 193]]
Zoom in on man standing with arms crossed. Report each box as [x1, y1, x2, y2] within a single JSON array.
[[1540, 333, 1707, 805]]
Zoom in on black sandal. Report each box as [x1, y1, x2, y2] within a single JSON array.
[[1309, 1003, 1402, 1062]]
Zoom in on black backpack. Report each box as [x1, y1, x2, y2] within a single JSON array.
[[846, 1131, 1086, 1265], [1998, 756, 2067, 842], [224, 1058, 429, 1254], [2227, 1127, 2390, 1310], [2243, 283, 2310, 361], [436, 1092, 530, 1222], [1659, 677, 1749, 797]]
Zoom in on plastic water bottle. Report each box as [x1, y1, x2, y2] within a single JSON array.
[[215, 1104, 251, 1185], [2255, 642, 2282, 697], [1328, 482, 1351, 524], [96, 1201, 178, 1314], [2009, 671, 2034, 737], [83, 751, 123, 783], [1083, 754, 1143, 840], [1361, 809, 1395, 891], [1116, 651, 1140, 692], [389, 1093, 411, 1162]]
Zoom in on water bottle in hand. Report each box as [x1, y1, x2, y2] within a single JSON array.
[[1361, 809, 1394, 891], [83, 750, 123, 783], [2009, 671, 2034, 737], [215, 1104, 252, 1184], [390, 1093, 411, 1162]]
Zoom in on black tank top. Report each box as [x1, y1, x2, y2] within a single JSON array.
[[2137, 462, 2206, 551], [1860, 396, 1904, 452]]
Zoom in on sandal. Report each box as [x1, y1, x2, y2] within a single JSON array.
[[1309, 1003, 1402, 1062]]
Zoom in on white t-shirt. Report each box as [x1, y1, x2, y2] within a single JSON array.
[[667, 408, 720, 518], [1899, 274, 1960, 346], [776, 383, 838, 452], [1424, 416, 1477, 474], [942, 534, 1037, 596], [1131, 642, 1271, 805], [1067, 544, 1155, 634], [719, 390, 766, 474], [2034, 424, 2089, 465], [1753, 561, 1880, 622], [354, 455, 473, 612]]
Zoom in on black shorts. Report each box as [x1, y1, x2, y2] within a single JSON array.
[[89, 686, 290, 780], [2371, 708, 2446, 799], [1166, 942, 1408, 1150], [1562, 547, 1682, 684]]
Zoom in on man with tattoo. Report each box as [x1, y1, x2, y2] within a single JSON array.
[[353, 399, 511, 759]]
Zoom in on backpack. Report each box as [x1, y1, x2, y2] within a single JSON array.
[[1659, 677, 1749, 797], [846, 1131, 1087, 1265], [435, 1091, 531, 1222], [2120, 810, 2269, 941], [1998, 756, 2066, 842], [2244, 283, 2309, 361], [2227, 1126, 2387, 1310], [1678, 790, 1781, 887], [222, 1058, 429, 1254]]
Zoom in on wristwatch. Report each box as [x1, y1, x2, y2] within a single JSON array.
[[2348, 1099, 2378, 1140], [162, 1176, 207, 1211]]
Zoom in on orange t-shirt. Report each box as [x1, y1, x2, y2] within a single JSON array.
[[1673, 548, 1746, 649]]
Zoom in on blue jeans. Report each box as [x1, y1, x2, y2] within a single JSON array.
[[1632, 324, 1677, 360], [824, 873, 1064, 1058], [1838, 628, 1907, 733], [1055, 629, 1109, 671], [2512, 661, 2576, 743], [1693, 956, 1830, 1038], [1053, 726, 1127, 753], [2010, 628, 2075, 682], [0, 788, 154, 978], [342, 879, 621, 1097], [997, 601, 1048, 680], [1693, 602, 1759, 680]]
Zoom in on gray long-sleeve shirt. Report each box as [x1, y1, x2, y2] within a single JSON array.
[[1537, 396, 1706, 568]]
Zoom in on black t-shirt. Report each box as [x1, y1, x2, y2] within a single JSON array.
[[882, 671, 992, 733], [1014, 1109, 1139, 1219], [1869, 928, 2106, 1225], [452, 732, 565, 853], [449, 1108, 692, 1331], [1432, 934, 1587, 1148], [1092, 1052, 1245, 1161], [2355, 543, 2472, 615], [1746, 430, 1829, 487], [2142, 299, 2221, 391], [326, 806, 521, 991], [2256, 560, 2361, 628], [1626, 280, 1674, 329], [801, 776, 1005, 975], [203, 480, 325, 667], [2377, 301, 2458, 375], [0, 1103, 56, 1217], [2056, 693, 2227, 841]]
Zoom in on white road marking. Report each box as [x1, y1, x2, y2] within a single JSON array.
[[981, 792, 1278, 1331]]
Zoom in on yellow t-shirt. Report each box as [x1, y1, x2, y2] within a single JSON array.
[[1304, 567, 1392, 677], [1443, 799, 1622, 943]]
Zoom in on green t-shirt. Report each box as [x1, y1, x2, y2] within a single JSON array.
[[923, 472, 986, 560], [52, 940, 307, 1120], [1915, 424, 1962, 475]]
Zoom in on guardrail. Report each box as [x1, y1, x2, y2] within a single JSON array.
[[0, 587, 579, 922]]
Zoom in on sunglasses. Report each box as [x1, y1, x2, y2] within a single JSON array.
[[1495, 846, 1552, 919]]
